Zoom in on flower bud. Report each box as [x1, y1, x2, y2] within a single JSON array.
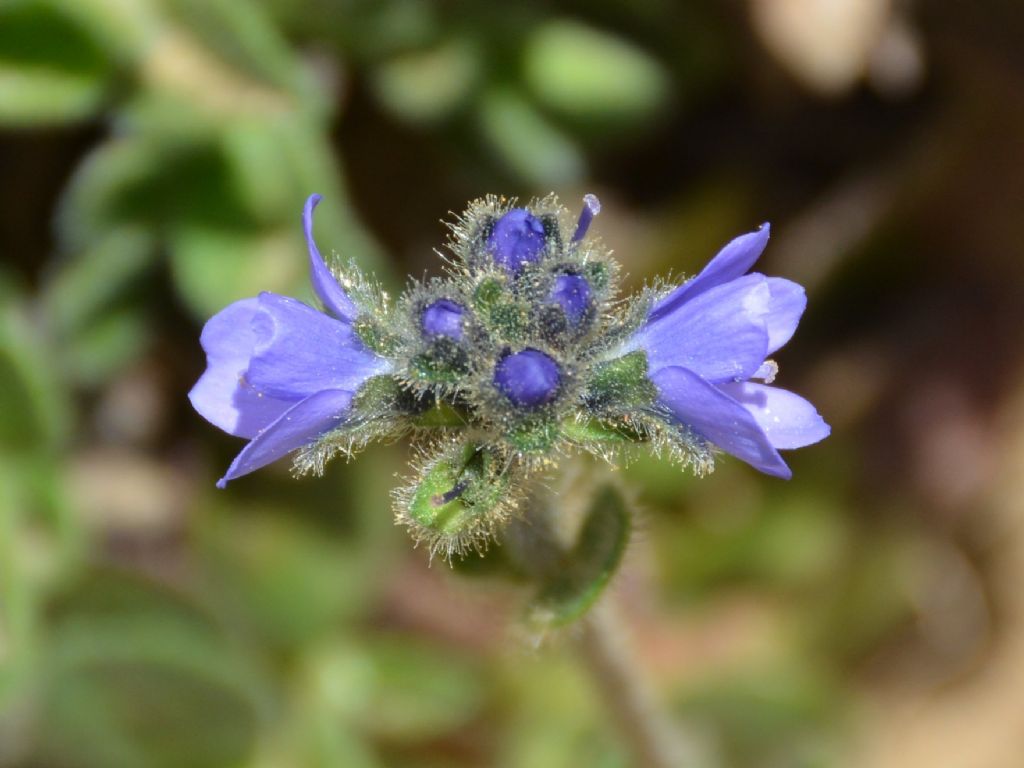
[[494, 348, 561, 408], [487, 209, 546, 273], [546, 273, 591, 327], [397, 442, 517, 558], [421, 298, 465, 341]]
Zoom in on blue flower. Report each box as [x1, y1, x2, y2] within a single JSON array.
[[624, 224, 829, 478], [189, 195, 391, 487]]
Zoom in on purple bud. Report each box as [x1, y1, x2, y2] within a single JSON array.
[[421, 299, 464, 340], [493, 348, 561, 408], [571, 194, 601, 243], [487, 209, 546, 273], [547, 274, 591, 326]]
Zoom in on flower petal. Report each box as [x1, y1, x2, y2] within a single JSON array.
[[651, 366, 792, 478], [304, 194, 359, 323], [717, 382, 829, 450], [189, 298, 294, 438], [649, 224, 770, 322], [764, 278, 806, 354], [246, 293, 390, 400], [217, 389, 355, 488], [636, 273, 770, 383]]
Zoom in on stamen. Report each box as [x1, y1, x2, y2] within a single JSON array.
[[432, 480, 469, 506], [753, 359, 778, 384], [571, 194, 602, 243]]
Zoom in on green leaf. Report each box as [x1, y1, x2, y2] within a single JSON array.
[[479, 88, 583, 186], [198, 512, 375, 649], [529, 483, 630, 627], [303, 637, 485, 741], [371, 38, 479, 124], [0, 1, 113, 125], [35, 571, 268, 768], [169, 224, 307, 319], [523, 20, 669, 129]]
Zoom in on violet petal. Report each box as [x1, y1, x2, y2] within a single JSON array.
[[764, 278, 807, 354], [189, 298, 294, 438], [217, 388, 355, 487], [651, 365, 792, 479], [493, 348, 561, 408], [246, 293, 390, 400], [487, 209, 546, 273], [637, 273, 771, 383], [304, 194, 359, 322], [649, 224, 770, 322], [716, 381, 830, 450]]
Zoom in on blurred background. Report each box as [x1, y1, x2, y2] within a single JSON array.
[[1, 0, 1023, 765]]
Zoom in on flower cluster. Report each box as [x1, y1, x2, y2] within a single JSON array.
[[190, 194, 829, 556]]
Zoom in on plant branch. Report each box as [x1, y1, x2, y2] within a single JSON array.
[[579, 600, 697, 768]]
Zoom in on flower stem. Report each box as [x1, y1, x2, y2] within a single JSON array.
[[579, 600, 696, 768]]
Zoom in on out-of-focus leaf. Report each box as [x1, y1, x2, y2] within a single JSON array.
[[499, 654, 625, 768], [61, 305, 152, 385], [169, 225, 307, 319], [371, 38, 479, 124], [0, 278, 68, 450], [0, 1, 113, 125], [34, 571, 268, 768], [46, 227, 156, 333], [523, 20, 669, 129], [46, 0, 162, 63], [44, 227, 157, 383], [58, 136, 250, 249], [304, 636, 485, 741], [164, 0, 313, 100], [197, 512, 376, 649], [529, 484, 630, 628], [479, 88, 583, 187], [676, 663, 841, 767]]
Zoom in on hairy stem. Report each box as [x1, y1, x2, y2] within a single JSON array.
[[579, 600, 696, 768]]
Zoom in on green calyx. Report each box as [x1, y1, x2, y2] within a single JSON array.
[[586, 351, 657, 409], [409, 340, 469, 385], [354, 315, 402, 356], [506, 417, 560, 454], [400, 443, 516, 558], [472, 277, 530, 341]]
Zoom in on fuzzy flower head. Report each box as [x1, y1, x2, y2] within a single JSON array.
[[190, 193, 828, 557]]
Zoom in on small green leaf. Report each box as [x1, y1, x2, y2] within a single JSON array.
[[530, 484, 631, 627]]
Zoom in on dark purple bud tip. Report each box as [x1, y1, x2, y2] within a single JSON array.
[[493, 348, 561, 408], [571, 194, 601, 243], [421, 299, 464, 340], [547, 274, 591, 326], [487, 209, 546, 273]]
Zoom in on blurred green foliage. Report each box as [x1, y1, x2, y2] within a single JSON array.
[[3, 0, 1022, 766]]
